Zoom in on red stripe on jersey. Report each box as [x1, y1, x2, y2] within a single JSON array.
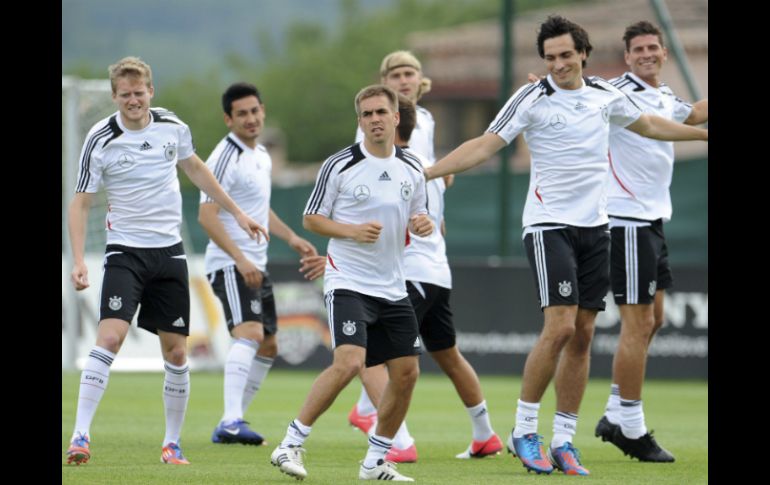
[[405, 227, 411, 246], [608, 150, 636, 199], [535, 186, 543, 203], [328, 253, 339, 271]]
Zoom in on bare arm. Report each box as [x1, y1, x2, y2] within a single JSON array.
[[625, 114, 708, 141], [303, 214, 382, 243], [198, 202, 262, 288], [270, 209, 317, 257], [179, 154, 269, 242], [68, 192, 94, 290], [684, 99, 708, 125], [426, 132, 507, 180]]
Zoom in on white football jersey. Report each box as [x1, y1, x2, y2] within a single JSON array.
[[355, 104, 435, 164], [201, 134, 272, 273], [607, 72, 693, 222], [403, 150, 451, 288], [304, 142, 428, 301], [75, 108, 195, 247], [488, 75, 642, 229]]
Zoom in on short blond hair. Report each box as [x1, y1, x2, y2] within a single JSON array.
[[354, 84, 399, 117], [108, 56, 153, 94], [379, 50, 432, 100]]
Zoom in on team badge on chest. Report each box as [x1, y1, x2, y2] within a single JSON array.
[[400, 181, 413, 200]]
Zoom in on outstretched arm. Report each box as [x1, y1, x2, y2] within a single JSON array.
[[179, 154, 269, 242], [625, 114, 708, 141], [426, 132, 507, 180], [685, 99, 708, 125]]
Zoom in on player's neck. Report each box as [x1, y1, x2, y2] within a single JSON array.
[[363, 139, 395, 158], [635, 72, 661, 88], [234, 134, 257, 149], [120, 112, 151, 131]]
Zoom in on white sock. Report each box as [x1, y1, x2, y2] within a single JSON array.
[[392, 421, 414, 449], [281, 419, 311, 448], [513, 399, 540, 437], [620, 398, 647, 439], [551, 411, 578, 448], [222, 338, 258, 423], [605, 383, 621, 424], [356, 387, 377, 415], [73, 346, 115, 437], [242, 355, 273, 415], [467, 400, 494, 441], [363, 434, 392, 468], [162, 361, 190, 446]]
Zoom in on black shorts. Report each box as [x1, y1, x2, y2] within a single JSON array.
[[524, 225, 610, 311], [407, 281, 455, 352], [324, 289, 422, 367], [610, 218, 673, 305], [99, 242, 190, 335], [208, 266, 278, 335]]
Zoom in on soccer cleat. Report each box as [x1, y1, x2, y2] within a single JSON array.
[[455, 433, 504, 459], [271, 445, 308, 480], [359, 459, 414, 481], [348, 404, 377, 435], [66, 432, 91, 465], [211, 418, 265, 445], [385, 443, 418, 463], [611, 428, 675, 462], [548, 442, 590, 476], [161, 442, 190, 465], [506, 430, 553, 474], [594, 415, 620, 443]]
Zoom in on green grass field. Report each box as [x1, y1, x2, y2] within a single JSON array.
[[62, 370, 707, 484]]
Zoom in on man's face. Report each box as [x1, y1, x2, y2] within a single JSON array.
[[225, 95, 264, 144], [113, 75, 153, 127], [543, 33, 586, 90], [358, 94, 399, 146], [383, 66, 421, 102], [625, 34, 667, 81]]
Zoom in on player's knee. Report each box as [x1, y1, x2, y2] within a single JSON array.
[[96, 332, 124, 353], [390, 362, 419, 389], [259, 337, 278, 358], [164, 345, 187, 366], [544, 325, 575, 350]]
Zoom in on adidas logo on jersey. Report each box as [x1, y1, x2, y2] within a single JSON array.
[[171, 317, 186, 327], [139, 141, 152, 151], [574, 102, 588, 112], [379, 171, 391, 181]]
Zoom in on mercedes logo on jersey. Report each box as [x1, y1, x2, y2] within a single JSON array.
[[354, 185, 370, 201], [117, 153, 135, 169], [549, 113, 567, 130]]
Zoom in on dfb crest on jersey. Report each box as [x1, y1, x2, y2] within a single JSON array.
[[354, 184, 370, 201], [648, 280, 657, 296], [342, 320, 357, 336], [400, 181, 413, 200], [109, 296, 123, 311], [251, 299, 262, 315], [164, 142, 177, 161], [558, 280, 572, 297]]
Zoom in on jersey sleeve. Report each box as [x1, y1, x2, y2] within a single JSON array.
[[176, 123, 195, 160], [410, 170, 428, 217], [200, 141, 238, 203], [74, 123, 107, 193], [486, 83, 540, 144], [304, 154, 344, 218]]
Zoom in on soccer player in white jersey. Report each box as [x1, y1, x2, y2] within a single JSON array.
[[269, 85, 433, 482], [199, 82, 318, 447], [65, 57, 267, 466], [426, 16, 707, 476], [348, 50, 439, 462], [593, 21, 708, 463]]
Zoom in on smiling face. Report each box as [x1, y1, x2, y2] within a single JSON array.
[[543, 33, 586, 90], [113, 75, 154, 130], [225, 95, 264, 147], [625, 33, 667, 86]]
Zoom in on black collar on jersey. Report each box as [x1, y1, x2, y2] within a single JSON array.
[[339, 143, 366, 173], [102, 114, 124, 148]]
